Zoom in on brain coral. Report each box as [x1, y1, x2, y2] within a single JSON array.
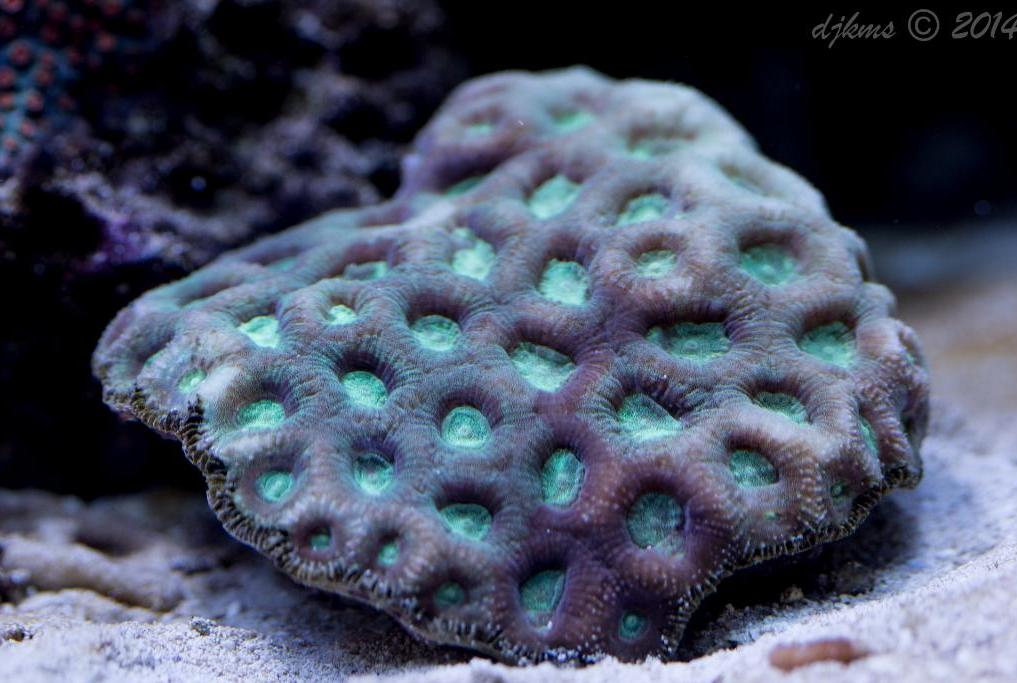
[[93, 67, 929, 663]]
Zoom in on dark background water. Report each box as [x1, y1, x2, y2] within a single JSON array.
[[1, 1, 1013, 497], [441, 1, 1016, 227]]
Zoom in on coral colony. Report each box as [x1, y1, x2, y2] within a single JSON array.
[[94, 68, 928, 662]]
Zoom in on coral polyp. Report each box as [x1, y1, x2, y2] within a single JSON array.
[[93, 67, 929, 663]]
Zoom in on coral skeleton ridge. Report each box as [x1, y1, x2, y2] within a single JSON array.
[[93, 67, 929, 663]]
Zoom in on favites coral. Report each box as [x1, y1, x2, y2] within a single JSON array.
[[93, 68, 929, 663]]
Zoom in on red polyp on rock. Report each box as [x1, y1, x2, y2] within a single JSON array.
[[25, 90, 45, 114], [8, 40, 34, 68], [95, 32, 117, 53], [102, 0, 124, 17]]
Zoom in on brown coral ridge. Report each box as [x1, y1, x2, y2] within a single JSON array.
[[93, 67, 929, 663]]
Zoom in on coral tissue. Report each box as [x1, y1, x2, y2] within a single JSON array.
[[94, 68, 929, 662]]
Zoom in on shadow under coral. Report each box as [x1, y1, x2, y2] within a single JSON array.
[[680, 402, 986, 661], [679, 497, 918, 659]]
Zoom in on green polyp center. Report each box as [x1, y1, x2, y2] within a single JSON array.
[[647, 322, 730, 362], [510, 342, 576, 392], [730, 449, 778, 487], [178, 368, 206, 393], [269, 255, 298, 271], [353, 453, 393, 495], [541, 449, 584, 507], [618, 393, 682, 441], [626, 492, 683, 554], [445, 174, 484, 196], [628, 136, 681, 159], [465, 121, 494, 136], [726, 169, 763, 194], [635, 250, 677, 278], [237, 400, 286, 430], [619, 611, 648, 640], [617, 193, 669, 226], [520, 569, 565, 626], [256, 470, 294, 503], [859, 416, 879, 453], [342, 370, 388, 408], [327, 304, 357, 325], [412, 315, 461, 351], [528, 174, 581, 219], [342, 260, 388, 281], [799, 321, 856, 368], [308, 528, 331, 550], [238, 315, 280, 348], [451, 231, 496, 281], [740, 244, 798, 285], [552, 109, 594, 132], [441, 406, 491, 449], [377, 541, 399, 567], [439, 503, 492, 541], [435, 581, 466, 608], [754, 392, 808, 424], [831, 482, 849, 499], [538, 259, 589, 306], [142, 349, 165, 370]]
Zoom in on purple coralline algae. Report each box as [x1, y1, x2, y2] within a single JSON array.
[[93, 68, 929, 662]]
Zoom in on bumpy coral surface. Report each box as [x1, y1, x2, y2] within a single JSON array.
[[93, 68, 929, 663]]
